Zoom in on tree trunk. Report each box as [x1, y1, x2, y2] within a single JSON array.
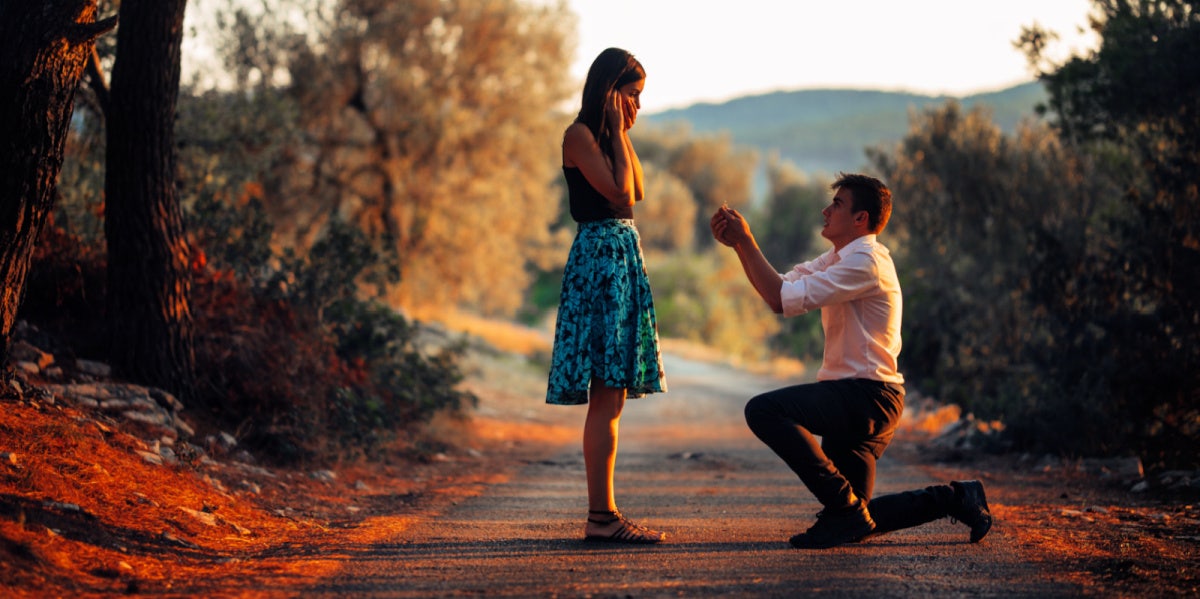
[[104, 0, 195, 398], [0, 1, 111, 365]]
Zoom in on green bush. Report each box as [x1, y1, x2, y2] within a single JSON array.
[[875, 98, 1199, 470], [187, 190, 474, 462], [24, 178, 475, 464], [647, 250, 780, 363]]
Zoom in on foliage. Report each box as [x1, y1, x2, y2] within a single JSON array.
[[187, 187, 474, 462], [55, 113, 107, 243], [36, 167, 475, 464], [634, 124, 758, 250], [647, 250, 779, 363], [875, 88, 1198, 469], [201, 0, 576, 317], [630, 163, 697, 255], [754, 159, 830, 361], [530, 124, 767, 351], [754, 158, 828, 270], [175, 85, 305, 205], [327, 301, 474, 433], [1013, 0, 1200, 468], [873, 102, 1116, 426], [18, 218, 108, 361], [189, 267, 346, 463]]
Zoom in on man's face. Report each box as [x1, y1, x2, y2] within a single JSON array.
[[820, 187, 866, 248]]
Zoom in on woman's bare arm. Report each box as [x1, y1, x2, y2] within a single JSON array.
[[562, 93, 636, 208]]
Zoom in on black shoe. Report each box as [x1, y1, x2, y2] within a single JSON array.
[[949, 480, 992, 543], [789, 500, 875, 549]]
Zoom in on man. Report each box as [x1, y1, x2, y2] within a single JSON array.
[[710, 172, 992, 549]]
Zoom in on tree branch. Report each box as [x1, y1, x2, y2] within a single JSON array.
[[85, 44, 110, 116], [68, 15, 117, 45]]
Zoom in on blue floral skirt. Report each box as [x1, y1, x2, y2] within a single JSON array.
[[545, 219, 667, 405]]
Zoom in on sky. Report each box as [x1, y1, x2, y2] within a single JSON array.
[[563, 0, 1100, 114]]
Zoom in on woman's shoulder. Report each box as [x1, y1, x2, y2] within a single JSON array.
[[562, 122, 597, 167], [564, 121, 593, 142]]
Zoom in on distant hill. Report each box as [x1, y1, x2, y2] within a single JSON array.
[[643, 82, 1049, 176]]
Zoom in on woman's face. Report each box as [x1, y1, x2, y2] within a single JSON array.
[[617, 79, 645, 129]]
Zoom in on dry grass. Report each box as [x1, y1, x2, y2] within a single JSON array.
[[659, 337, 808, 379], [416, 308, 553, 357], [414, 308, 809, 381]]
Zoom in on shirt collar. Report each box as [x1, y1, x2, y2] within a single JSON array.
[[835, 234, 877, 259]]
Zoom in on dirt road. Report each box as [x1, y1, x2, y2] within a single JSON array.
[[305, 354, 1081, 597]]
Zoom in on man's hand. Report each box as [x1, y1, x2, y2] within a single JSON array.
[[710, 204, 782, 313], [710, 207, 734, 247], [711, 205, 752, 248]]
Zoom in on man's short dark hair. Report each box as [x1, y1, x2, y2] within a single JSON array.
[[832, 172, 892, 234]]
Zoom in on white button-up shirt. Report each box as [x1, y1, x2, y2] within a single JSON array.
[[779, 235, 904, 384]]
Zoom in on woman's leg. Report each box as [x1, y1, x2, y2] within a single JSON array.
[[583, 379, 626, 512], [581, 379, 666, 543]]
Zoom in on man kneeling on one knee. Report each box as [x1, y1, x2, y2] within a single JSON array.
[[710, 173, 992, 549]]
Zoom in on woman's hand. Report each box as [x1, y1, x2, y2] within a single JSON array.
[[605, 91, 626, 132], [622, 92, 637, 130]]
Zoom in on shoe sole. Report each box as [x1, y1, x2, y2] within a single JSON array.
[[789, 522, 875, 549], [970, 515, 993, 543], [583, 535, 664, 544]]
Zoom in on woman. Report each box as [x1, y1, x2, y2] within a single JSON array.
[[545, 47, 668, 544]]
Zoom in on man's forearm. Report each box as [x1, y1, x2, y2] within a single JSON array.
[[734, 237, 784, 314]]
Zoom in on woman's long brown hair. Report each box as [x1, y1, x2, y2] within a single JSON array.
[[576, 47, 645, 165]]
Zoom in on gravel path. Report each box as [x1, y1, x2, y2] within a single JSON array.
[[309, 353, 1079, 597]]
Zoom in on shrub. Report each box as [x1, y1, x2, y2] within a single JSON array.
[[19, 214, 107, 360], [21, 183, 475, 464], [187, 187, 474, 462]]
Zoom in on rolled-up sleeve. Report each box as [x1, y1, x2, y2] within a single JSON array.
[[779, 235, 904, 384], [780, 249, 880, 318]]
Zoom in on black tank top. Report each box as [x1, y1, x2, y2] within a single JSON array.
[[563, 166, 633, 222]]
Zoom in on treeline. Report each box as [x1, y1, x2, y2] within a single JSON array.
[[646, 83, 1049, 175], [22, 0, 579, 462], [874, 0, 1199, 470], [9, 1, 1197, 470], [644, 2, 1198, 470], [28, 0, 784, 462], [538, 0, 1199, 470]]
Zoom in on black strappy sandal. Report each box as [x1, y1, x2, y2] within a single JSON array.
[[584, 510, 666, 544]]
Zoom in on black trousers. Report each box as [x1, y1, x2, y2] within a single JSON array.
[[745, 378, 954, 532]]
